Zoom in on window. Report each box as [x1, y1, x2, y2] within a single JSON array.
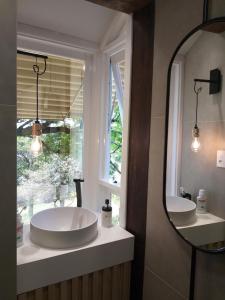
[[16, 15, 132, 229], [166, 59, 183, 196], [99, 49, 129, 226], [17, 53, 85, 223], [104, 52, 125, 186]]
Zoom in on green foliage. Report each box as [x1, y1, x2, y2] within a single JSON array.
[[17, 126, 71, 184], [42, 132, 70, 156], [17, 136, 32, 180], [110, 101, 122, 183]]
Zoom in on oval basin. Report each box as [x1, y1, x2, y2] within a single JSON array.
[[30, 207, 98, 249], [166, 196, 196, 226]]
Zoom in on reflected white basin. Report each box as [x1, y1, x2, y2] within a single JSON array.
[[166, 196, 196, 226], [30, 207, 98, 249]]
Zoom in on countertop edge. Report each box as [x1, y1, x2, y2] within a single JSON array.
[[17, 228, 134, 294]]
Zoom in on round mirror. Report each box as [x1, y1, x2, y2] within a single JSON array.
[[164, 18, 225, 253]]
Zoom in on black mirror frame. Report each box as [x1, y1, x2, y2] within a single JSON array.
[[163, 17, 225, 254]]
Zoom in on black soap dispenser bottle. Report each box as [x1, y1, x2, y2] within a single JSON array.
[[101, 199, 112, 227]]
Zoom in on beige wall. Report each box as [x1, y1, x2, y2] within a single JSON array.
[[0, 0, 16, 299], [143, 0, 225, 299], [181, 31, 225, 220]]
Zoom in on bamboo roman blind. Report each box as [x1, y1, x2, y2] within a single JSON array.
[[17, 53, 85, 120]]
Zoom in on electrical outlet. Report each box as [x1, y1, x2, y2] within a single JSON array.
[[217, 150, 225, 168]]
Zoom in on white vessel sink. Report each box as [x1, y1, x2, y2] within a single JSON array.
[[166, 196, 196, 226], [30, 207, 98, 249]]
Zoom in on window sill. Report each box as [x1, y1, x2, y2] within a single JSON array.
[[98, 179, 120, 195]]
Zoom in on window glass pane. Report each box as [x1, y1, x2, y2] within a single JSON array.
[[107, 58, 125, 185], [111, 193, 120, 225], [17, 53, 85, 224]]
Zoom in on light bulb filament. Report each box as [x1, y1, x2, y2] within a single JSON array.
[[191, 137, 201, 152], [31, 135, 43, 157], [191, 125, 201, 152]]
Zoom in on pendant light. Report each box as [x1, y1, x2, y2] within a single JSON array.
[[30, 57, 47, 157], [191, 83, 202, 153], [191, 69, 221, 153]]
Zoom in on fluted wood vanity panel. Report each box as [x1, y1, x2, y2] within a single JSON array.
[[17, 262, 131, 300]]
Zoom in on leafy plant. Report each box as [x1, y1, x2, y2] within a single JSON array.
[[110, 99, 122, 183]]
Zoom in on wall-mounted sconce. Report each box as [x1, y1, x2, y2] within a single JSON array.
[[194, 68, 221, 95], [191, 69, 221, 153]]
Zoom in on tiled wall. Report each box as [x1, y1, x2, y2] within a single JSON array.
[[0, 0, 17, 299], [181, 31, 225, 220], [143, 0, 225, 299]]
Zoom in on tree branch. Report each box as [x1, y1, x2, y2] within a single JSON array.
[[110, 161, 121, 174]]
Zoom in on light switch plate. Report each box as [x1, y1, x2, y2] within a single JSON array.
[[217, 150, 225, 168]]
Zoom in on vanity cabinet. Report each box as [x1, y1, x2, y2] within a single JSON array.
[[17, 225, 134, 300], [17, 262, 131, 300]]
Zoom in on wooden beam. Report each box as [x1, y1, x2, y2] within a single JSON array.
[[85, 0, 151, 14], [126, 2, 155, 300]]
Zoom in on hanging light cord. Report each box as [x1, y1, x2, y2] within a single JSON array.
[[33, 57, 47, 122], [64, 67, 85, 120], [193, 82, 202, 127]]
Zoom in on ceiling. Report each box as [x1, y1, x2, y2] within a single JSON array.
[[17, 0, 117, 43]]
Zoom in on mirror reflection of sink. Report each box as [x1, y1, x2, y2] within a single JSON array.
[[30, 207, 98, 249], [166, 196, 196, 226]]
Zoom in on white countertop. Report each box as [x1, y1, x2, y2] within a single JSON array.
[[177, 213, 225, 246], [17, 224, 134, 294], [177, 212, 225, 229]]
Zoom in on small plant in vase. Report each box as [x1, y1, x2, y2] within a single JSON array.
[[56, 156, 79, 205]]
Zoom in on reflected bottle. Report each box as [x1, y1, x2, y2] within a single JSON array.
[[196, 189, 207, 214]]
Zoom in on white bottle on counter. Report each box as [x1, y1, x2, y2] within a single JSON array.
[[196, 189, 207, 214], [101, 199, 112, 227], [17, 213, 23, 247]]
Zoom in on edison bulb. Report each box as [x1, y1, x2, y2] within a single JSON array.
[[191, 137, 201, 152], [31, 136, 43, 157]]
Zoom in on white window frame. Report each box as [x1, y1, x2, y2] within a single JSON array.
[[111, 51, 125, 125], [100, 50, 125, 186], [166, 55, 184, 196], [17, 24, 94, 210], [17, 16, 132, 228], [98, 17, 132, 227]]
